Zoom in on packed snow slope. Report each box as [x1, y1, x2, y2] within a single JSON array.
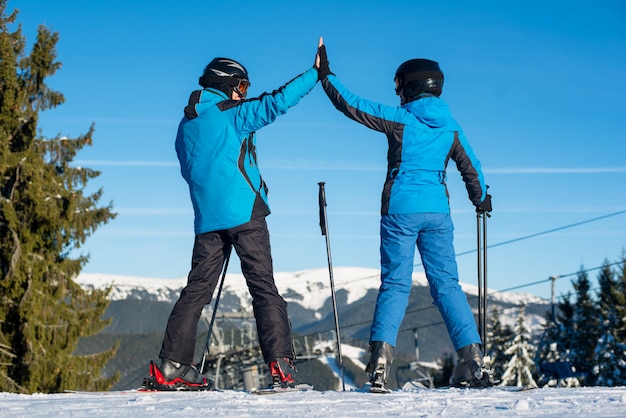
[[1, 386, 625, 417]]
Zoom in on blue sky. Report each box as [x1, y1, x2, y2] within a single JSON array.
[[10, 0, 626, 299]]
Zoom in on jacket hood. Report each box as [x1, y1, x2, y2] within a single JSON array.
[[184, 88, 229, 119], [403, 96, 451, 128]]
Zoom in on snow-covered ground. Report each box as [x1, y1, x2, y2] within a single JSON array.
[[1, 345, 625, 416], [1, 349, 624, 418], [2, 321, 620, 417], [1, 386, 625, 417]]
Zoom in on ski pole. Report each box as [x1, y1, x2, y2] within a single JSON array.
[[199, 245, 232, 375], [476, 211, 489, 350], [318, 182, 346, 391], [477, 213, 483, 349]]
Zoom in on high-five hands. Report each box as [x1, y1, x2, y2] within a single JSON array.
[[315, 36, 332, 81]]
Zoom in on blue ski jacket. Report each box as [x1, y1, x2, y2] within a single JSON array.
[[176, 67, 318, 234], [322, 75, 487, 215]]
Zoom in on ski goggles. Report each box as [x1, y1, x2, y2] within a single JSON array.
[[394, 76, 403, 94], [234, 78, 250, 97]]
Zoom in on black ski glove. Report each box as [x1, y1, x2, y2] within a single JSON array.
[[317, 45, 332, 80], [475, 194, 492, 214]]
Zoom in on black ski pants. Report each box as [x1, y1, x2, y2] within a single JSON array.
[[159, 216, 294, 365]]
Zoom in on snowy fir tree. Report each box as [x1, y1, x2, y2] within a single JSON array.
[[593, 260, 626, 386], [535, 291, 586, 387], [570, 268, 601, 383], [485, 305, 513, 381], [613, 253, 626, 343], [0, 3, 117, 393], [500, 304, 538, 388], [593, 328, 626, 386], [537, 325, 587, 387], [556, 291, 576, 337]]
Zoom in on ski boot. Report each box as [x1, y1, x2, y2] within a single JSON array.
[[268, 358, 296, 389], [365, 341, 394, 393], [449, 343, 497, 388], [142, 359, 213, 391]]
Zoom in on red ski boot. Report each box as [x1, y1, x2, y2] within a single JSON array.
[[142, 360, 213, 391], [268, 358, 296, 389]]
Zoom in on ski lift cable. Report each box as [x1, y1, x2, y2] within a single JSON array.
[[489, 260, 625, 295], [300, 258, 626, 338], [438, 209, 626, 263], [295, 210, 626, 295], [301, 258, 625, 335]]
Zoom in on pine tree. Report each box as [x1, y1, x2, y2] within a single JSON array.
[[538, 292, 576, 363], [570, 268, 600, 384], [597, 260, 619, 334], [535, 305, 584, 387], [556, 291, 575, 334], [593, 259, 626, 386], [0, 3, 118, 393], [500, 304, 538, 388], [614, 252, 626, 343], [485, 305, 513, 380], [535, 318, 562, 386], [594, 330, 625, 386]]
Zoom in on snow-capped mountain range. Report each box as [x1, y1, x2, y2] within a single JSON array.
[[77, 266, 546, 305], [76, 266, 549, 329]]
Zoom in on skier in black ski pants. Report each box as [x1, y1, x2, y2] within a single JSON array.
[[156, 40, 324, 389], [316, 44, 494, 391]]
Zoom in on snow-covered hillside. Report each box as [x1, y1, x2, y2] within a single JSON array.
[[76, 266, 550, 336]]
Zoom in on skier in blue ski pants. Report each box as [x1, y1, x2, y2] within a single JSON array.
[[317, 44, 493, 389], [374, 213, 479, 349]]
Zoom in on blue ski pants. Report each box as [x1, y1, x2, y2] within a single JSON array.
[[370, 213, 480, 351]]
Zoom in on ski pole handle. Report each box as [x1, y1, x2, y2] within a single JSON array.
[[318, 182, 327, 236]]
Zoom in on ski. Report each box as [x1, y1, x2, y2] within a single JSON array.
[[367, 376, 392, 393], [449, 378, 500, 389], [63, 389, 146, 395], [369, 386, 391, 394], [446, 385, 538, 393], [251, 384, 313, 395], [140, 376, 213, 392], [500, 386, 539, 392], [401, 383, 537, 393]]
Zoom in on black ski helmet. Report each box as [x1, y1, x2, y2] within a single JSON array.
[[199, 57, 250, 98], [394, 59, 444, 102]]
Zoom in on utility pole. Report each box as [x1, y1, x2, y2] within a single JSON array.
[[550, 275, 559, 323]]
